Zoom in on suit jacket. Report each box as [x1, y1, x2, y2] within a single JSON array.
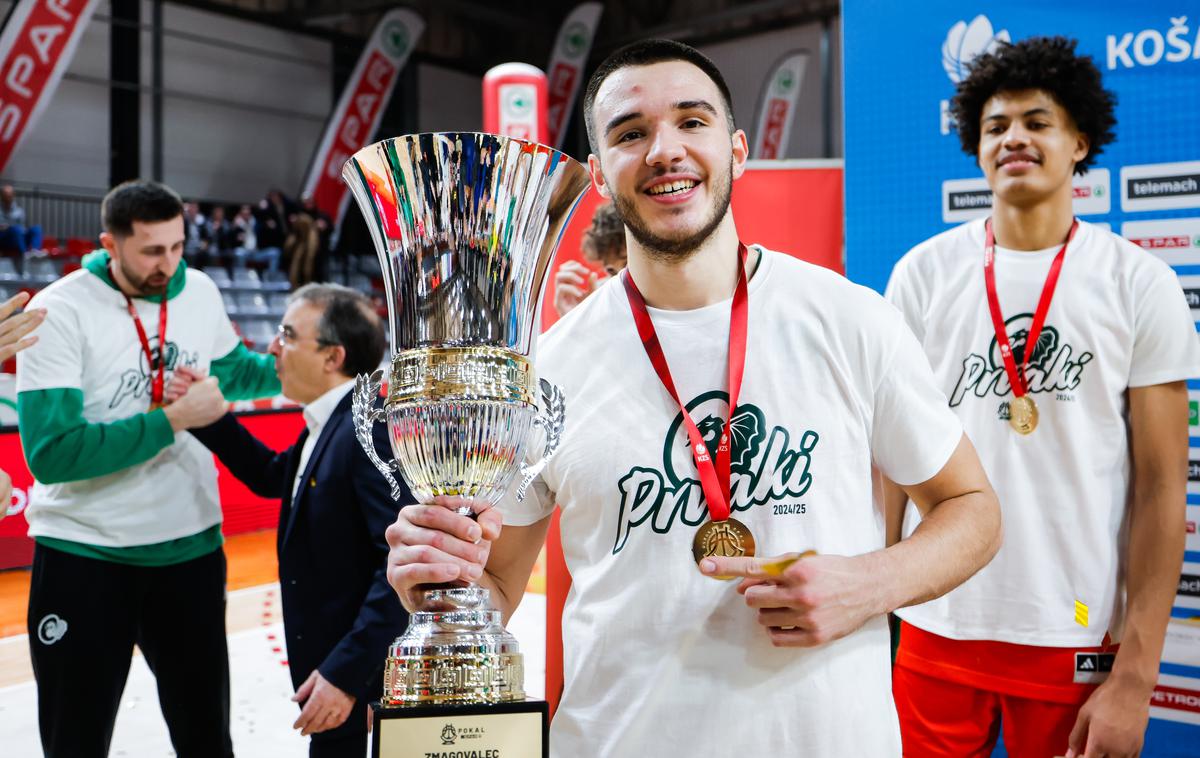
[[191, 393, 409, 709]]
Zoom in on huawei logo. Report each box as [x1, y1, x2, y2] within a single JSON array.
[[942, 15, 1010, 83]]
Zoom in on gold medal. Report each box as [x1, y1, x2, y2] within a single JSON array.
[[693, 517, 756, 579], [1009, 395, 1038, 435]]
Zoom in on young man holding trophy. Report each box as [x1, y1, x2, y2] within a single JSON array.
[[885, 37, 1199, 757], [381, 40, 1003, 756]]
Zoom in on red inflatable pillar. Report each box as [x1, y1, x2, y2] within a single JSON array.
[[482, 63, 549, 144]]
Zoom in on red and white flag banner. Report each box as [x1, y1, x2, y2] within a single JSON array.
[[0, 0, 102, 175], [300, 8, 423, 227], [545, 2, 602, 150], [751, 51, 808, 160]]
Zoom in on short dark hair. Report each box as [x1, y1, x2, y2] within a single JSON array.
[[951, 36, 1116, 175], [582, 38, 735, 154], [289, 283, 387, 377], [581, 203, 625, 263], [101, 180, 185, 238]]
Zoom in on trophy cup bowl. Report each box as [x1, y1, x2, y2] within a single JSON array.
[[342, 133, 589, 754]]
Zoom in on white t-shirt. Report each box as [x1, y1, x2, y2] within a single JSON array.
[[500, 248, 963, 758], [17, 267, 243, 546], [887, 218, 1200, 647]]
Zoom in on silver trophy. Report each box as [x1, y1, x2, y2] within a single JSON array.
[[343, 133, 588, 751]]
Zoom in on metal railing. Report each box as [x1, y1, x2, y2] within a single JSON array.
[[9, 186, 104, 243]]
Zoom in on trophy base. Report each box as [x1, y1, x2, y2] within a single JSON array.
[[371, 699, 548, 758]]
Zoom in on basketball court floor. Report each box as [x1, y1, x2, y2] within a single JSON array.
[[0, 529, 547, 757]]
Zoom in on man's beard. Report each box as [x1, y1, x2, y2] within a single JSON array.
[[115, 258, 169, 296], [608, 160, 733, 262]]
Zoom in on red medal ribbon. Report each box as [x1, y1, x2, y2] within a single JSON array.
[[622, 243, 749, 522], [983, 218, 1078, 398], [120, 287, 169, 409]]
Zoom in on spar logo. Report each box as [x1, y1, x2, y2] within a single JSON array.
[[949, 313, 1093, 408], [381, 20, 409, 59], [561, 21, 588, 58], [1073, 184, 1105, 200], [940, 16, 1010, 135], [1130, 234, 1200, 250], [1107, 16, 1200, 70], [613, 391, 819, 554]]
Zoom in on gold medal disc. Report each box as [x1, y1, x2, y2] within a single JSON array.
[[1009, 395, 1038, 435], [693, 517, 756, 579]]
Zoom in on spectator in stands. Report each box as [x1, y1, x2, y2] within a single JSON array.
[[554, 202, 627, 316], [257, 188, 294, 253], [299, 193, 333, 283], [206, 205, 236, 266], [0, 185, 44, 256], [169, 284, 409, 758], [183, 200, 210, 267], [231, 203, 281, 273], [286, 213, 321, 288], [0, 290, 46, 513]]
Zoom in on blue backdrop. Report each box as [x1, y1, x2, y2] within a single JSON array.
[[843, 1, 1200, 754]]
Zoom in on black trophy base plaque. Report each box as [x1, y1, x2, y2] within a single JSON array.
[[371, 699, 549, 758]]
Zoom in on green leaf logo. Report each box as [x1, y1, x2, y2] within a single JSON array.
[[775, 69, 795, 94], [382, 21, 409, 58], [562, 22, 588, 57]]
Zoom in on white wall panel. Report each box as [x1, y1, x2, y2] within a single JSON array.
[[701, 18, 842, 159], [417, 63, 481, 134]]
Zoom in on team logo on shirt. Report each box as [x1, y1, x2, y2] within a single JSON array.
[[109, 337, 200, 409], [948, 313, 1093, 413], [37, 614, 68, 645], [613, 390, 820, 554]]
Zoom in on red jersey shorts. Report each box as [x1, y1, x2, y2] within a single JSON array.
[[893, 622, 1112, 758]]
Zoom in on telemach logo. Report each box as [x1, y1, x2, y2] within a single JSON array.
[[1184, 288, 1200, 308], [613, 390, 819, 554], [949, 314, 1093, 408], [1128, 173, 1200, 199], [1190, 460, 1200, 482], [1180, 573, 1200, 597], [948, 189, 993, 211]]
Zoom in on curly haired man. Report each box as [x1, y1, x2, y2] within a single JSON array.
[[885, 36, 1199, 758]]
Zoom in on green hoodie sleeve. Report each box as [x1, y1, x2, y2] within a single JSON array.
[[209, 342, 281, 401], [18, 388, 175, 484]]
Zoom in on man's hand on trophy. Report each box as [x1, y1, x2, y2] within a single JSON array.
[[291, 669, 356, 736], [162, 375, 228, 432], [163, 364, 203, 404], [384, 496, 503, 612], [700, 552, 884, 648]]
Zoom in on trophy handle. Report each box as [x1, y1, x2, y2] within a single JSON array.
[[353, 370, 404, 501], [516, 378, 565, 502]]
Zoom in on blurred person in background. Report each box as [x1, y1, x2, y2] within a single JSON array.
[[16, 179, 281, 758], [553, 202, 627, 316], [182, 200, 210, 267], [205, 205, 236, 268], [0, 184, 44, 256], [231, 202, 281, 273]]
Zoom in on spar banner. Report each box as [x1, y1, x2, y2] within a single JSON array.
[[0, 0, 102, 174], [299, 8, 423, 227], [750, 51, 808, 159], [545, 2, 602, 150], [844, 0, 1200, 748]]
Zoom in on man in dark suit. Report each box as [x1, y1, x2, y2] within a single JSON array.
[[172, 282, 407, 757]]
